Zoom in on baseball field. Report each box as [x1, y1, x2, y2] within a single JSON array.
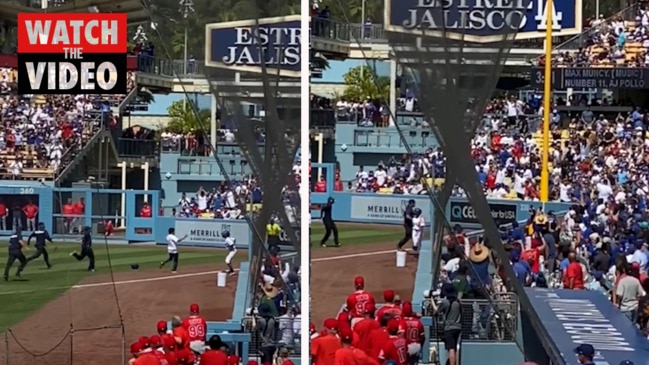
[[0, 222, 415, 364]]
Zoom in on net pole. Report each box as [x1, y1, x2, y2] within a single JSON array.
[[541, 0, 553, 203]]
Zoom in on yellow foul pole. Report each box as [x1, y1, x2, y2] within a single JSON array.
[[540, 0, 553, 203]]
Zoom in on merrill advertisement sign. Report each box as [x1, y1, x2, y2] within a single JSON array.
[[449, 201, 516, 225], [173, 219, 251, 248], [384, 0, 582, 42], [205, 15, 301, 77], [350, 196, 432, 224], [530, 67, 649, 90]]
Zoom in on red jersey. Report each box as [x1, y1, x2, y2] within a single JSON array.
[[379, 336, 408, 365], [523, 249, 541, 273], [164, 351, 178, 365], [73, 202, 84, 215], [134, 353, 161, 365], [563, 262, 585, 289], [400, 317, 424, 345], [200, 350, 229, 365], [62, 204, 75, 216], [182, 315, 207, 342], [352, 318, 379, 354], [0, 203, 6, 216], [141, 206, 152, 218], [346, 291, 376, 318], [375, 304, 402, 321], [172, 327, 192, 362], [153, 350, 169, 365], [23, 204, 38, 219], [366, 328, 389, 361], [311, 333, 342, 365], [334, 347, 379, 365]]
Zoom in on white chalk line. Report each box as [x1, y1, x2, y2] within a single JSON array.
[[0, 249, 397, 295]]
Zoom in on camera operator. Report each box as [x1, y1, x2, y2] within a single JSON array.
[[430, 283, 462, 365]]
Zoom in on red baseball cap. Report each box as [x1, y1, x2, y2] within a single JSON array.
[[387, 319, 400, 333], [162, 334, 175, 349], [337, 311, 349, 323], [323, 318, 338, 330], [156, 320, 167, 332], [309, 322, 316, 333], [354, 276, 364, 288], [402, 301, 413, 316], [130, 342, 142, 354], [364, 302, 376, 314], [339, 328, 354, 342], [149, 335, 162, 348], [190, 303, 200, 314], [383, 290, 395, 302], [229, 355, 240, 365], [138, 336, 150, 348]]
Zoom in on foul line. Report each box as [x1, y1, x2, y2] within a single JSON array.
[[0, 249, 395, 295]]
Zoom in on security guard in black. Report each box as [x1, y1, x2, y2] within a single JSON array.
[[4, 230, 28, 281], [320, 197, 340, 247], [27, 222, 53, 268], [397, 199, 416, 250], [71, 226, 95, 271]]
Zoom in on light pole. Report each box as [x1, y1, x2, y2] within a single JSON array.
[[179, 0, 195, 109]]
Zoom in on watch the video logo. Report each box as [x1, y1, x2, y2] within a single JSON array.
[[17, 13, 127, 94]]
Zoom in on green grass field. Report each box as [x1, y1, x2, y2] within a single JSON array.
[[310, 223, 403, 246], [0, 243, 224, 333], [0, 223, 401, 332]]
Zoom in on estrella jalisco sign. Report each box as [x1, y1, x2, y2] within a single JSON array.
[[205, 15, 301, 77], [384, 0, 582, 43]]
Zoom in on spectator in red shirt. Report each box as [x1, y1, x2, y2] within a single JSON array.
[[73, 198, 85, 234], [23, 200, 38, 231], [314, 176, 327, 192], [62, 198, 76, 234], [334, 172, 344, 191], [563, 252, 585, 290], [0, 200, 7, 230], [200, 335, 229, 365], [140, 202, 153, 217]]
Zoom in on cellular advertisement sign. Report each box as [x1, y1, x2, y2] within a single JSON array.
[[205, 15, 301, 77], [530, 67, 649, 90], [17, 13, 127, 94], [384, 0, 582, 43]]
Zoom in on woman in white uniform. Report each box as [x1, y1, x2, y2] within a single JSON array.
[[222, 230, 237, 275]]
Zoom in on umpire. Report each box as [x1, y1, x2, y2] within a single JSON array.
[[70, 226, 95, 272], [3, 228, 28, 281], [397, 199, 416, 251], [26, 222, 54, 269], [320, 197, 340, 247]]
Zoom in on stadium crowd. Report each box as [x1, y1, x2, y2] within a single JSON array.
[[0, 69, 135, 180]]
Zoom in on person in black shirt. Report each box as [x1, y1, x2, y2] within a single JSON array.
[[397, 199, 416, 250], [3, 228, 28, 281], [26, 222, 54, 269], [70, 226, 95, 272], [320, 197, 340, 247]]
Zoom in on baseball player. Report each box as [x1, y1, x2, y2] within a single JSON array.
[[182, 303, 207, 355], [26, 222, 54, 269], [160, 227, 187, 273], [411, 208, 424, 252], [397, 199, 416, 251], [70, 226, 95, 272], [320, 197, 340, 247], [222, 230, 237, 275], [3, 228, 28, 281]]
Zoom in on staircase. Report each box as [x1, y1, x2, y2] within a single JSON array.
[[55, 128, 119, 183]]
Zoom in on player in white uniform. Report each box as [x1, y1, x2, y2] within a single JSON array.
[[411, 208, 425, 252], [160, 227, 187, 273], [222, 230, 237, 275]]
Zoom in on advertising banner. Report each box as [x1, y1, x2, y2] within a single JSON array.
[[530, 67, 649, 90], [449, 201, 517, 226], [349, 195, 432, 224], [205, 15, 301, 77], [173, 219, 252, 248], [384, 0, 582, 42]]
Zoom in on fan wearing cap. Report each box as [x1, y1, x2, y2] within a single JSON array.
[[346, 276, 376, 327], [311, 318, 342, 365], [375, 290, 402, 321], [574, 344, 596, 365], [366, 313, 393, 361], [352, 302, 379, 355], [334, 328, 380, 365], [310, 322, 320, 340], [199, 335, 229, 365], [399, 302, 424, 363], [378, 319, 408, 365], [161, 335, 178, 365], [128, 341, 161, 365], [430, 284, 462, 365], [148, 336, 169, 364], [182, 303, 207, 355], [171, 315, 194, 364]]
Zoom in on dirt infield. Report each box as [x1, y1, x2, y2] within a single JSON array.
[[311, 242, 418, 326], [0, 264, 237, 365]]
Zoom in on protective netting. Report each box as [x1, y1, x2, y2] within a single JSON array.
[[332, 0, 561, 358]]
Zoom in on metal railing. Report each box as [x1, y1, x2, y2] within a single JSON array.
[[424, 294, 519, 342], [241, 314, 302, 357], [135, 55, 206, 78], [117, 138, 157, 158], [310, 108, 336, 128]]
